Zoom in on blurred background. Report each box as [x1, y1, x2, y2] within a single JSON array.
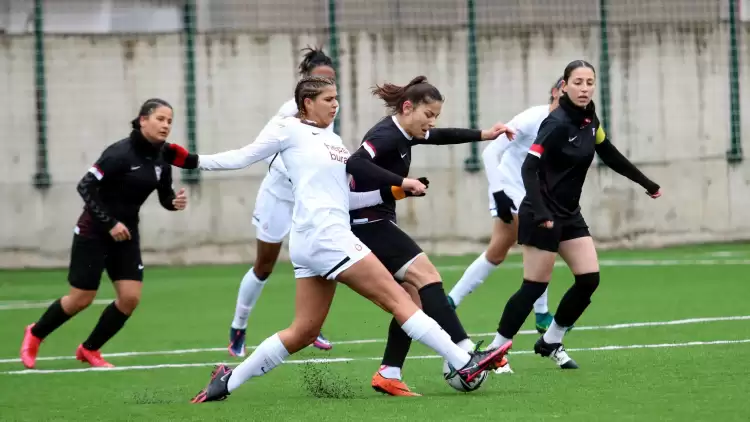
[[1, 0, 749, 268]]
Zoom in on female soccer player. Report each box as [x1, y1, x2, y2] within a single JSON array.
[[490, 60, 661, 369], [163, 76, 511, 403], [228, 47, 337, 357], [345, 76, 515, 396], [447, 77, 565, 337], [19, 98, 188, 369]]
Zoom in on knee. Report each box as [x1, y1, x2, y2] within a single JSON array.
[[484, 245, 508, 265], [115, 294, 141, 315], [63, 291, 96, 314], [404, 263, 441, 288], [286, 323, 321, 352], [574, 272, 600, 295]]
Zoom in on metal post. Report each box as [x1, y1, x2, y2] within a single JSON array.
[[463, 0, 480, 173], [33, 0, 51, 189], [182, 0, 200, 183]]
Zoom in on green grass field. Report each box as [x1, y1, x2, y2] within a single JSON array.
[[1, 243, 749, 421]]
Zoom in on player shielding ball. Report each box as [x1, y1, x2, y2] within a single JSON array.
[[491, 60, 661, 369], [20, 99, 188, 369], [162, 76, 511, 403], [447, 78, 565, 339]]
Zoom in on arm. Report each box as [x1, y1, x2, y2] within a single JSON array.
[[521, 120, 567, 223], [413, 128, 482, 146], [76, 153, 124, 230], [157, 165, 177, 211], [345, 135, 405, 188], [482, 134, 513, 193], [348, 178, 429, 210], [594, 128, 660, 194]]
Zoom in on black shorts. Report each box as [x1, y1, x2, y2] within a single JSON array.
[[68, 233, 144, 291], [517, 209, 590, 253], [350, 220, 422, 280]]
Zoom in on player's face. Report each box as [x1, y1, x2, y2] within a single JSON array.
[[305, 85, 338, 127], [140, 106, 173, 143], [564, 67, 596, 107], [406, 100, 442, 138], [310, 65, 336, 81]]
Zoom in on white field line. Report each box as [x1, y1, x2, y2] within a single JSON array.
[[3, 338, 749, 375], [0, 299, 113, 311], [1, 315, 748, 365]]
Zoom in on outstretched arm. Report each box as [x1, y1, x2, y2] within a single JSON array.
[[594, 127, 660, 196]]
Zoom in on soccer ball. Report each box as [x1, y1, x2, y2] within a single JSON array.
[[442, 359, 488, 392]]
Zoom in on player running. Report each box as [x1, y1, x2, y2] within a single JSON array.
[[228, 47, 337, 357], [345, 76, 515, 396], [20, 99, 188, 369], [163, 76, 512, 403], [447, 77, 565, 339], [491, 60, 661, 369]]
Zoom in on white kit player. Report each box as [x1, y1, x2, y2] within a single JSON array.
[[160, 76, 512, 403], [448, 78, 566, 349], [228, 48, 338, 356]]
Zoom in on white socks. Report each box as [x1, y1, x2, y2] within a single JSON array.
[[227, 333, 289, 392], [533, 288, 549, 314], [378, 365, 402, 380], [542, 320, 568, 344], [489, 333, 512, 349], [401, 310, 471, 370], [231, 267, 267, 330], [448, 252, 498, 307]]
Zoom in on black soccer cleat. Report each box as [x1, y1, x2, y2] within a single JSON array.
[[454, 340, 513, 383], [534, 337, 579, 369], [190, 364, 232, 403]]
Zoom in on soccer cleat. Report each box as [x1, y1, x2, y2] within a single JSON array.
[[75, 344, 114, 368], [313, 332, 332, 350], [534, 337, 578, 369], [535, 312, 553, 334], [371, 372, 421, 397], [228, 328, 247, 357], [20, 324, 42, 369], [492, 356, 514, 374], [453, 340, 512, 383], [190, 364, 232, 403]]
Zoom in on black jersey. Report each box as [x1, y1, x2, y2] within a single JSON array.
[[346, 116, 482, 223], [521, 95, 659, 221], [75, 130, 177, 237]]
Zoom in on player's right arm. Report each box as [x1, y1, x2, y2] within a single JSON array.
[[76, 147, 129, 238], [520, 117, 566, 227], [345, 131, 406, 188]]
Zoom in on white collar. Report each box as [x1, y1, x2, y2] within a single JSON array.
[[391, 115, 412, 140]]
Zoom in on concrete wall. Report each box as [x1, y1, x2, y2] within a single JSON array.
[[2, 22, 750, 268]]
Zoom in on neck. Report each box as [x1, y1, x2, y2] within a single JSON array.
[[131, 129, 162, 155], [394, 114, 413, 137], [559, 94, 595, 125]]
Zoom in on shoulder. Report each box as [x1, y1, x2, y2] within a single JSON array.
[[511, 105, 549, 130], [363, 117, 399, 140], [99, 137, 132, 160], [276, 99, 298, 118]]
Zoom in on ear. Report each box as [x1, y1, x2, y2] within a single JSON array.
[[401, 100, 413, 115]]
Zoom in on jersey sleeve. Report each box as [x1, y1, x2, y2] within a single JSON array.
[[527, 117, 567, 159], [348, 189, 385, 210], [413, 128, 483, 146], [594, 126, 660, 194], [482, 135, 511, 192], [199, 118, 290, 171], [346, 128, 405, 188], [157, 165, 177, 211], [76, 147, 128, 230]]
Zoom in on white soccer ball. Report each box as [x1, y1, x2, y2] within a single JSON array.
[[442, 359, 488, 392]]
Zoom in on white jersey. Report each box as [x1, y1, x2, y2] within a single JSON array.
[[262, 99, 338, 202], [198, 116, 376, 233]]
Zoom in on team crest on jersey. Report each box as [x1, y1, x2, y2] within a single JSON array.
[[154, 165, 162, 181]]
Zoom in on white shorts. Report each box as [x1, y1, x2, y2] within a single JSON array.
[[252, 173, 294, 244], [289, 224, 371, 281], [488, 184, 525, 218]]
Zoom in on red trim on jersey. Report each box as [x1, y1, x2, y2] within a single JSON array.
[[530, 144, 544, 155], [363, 140, 377, 158]]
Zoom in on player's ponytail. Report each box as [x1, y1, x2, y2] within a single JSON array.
[[298, 46, 334, 76], [372, 76, 444, 115]]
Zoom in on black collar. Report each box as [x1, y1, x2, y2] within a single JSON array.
[[130, 130, 163, 158], [559, 94, 596, 127]]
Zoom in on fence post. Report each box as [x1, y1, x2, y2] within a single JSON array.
[[463, 0, 481, 173], [598, 0, 612, 165], [33, 0, 51, 189], [728, 0, 743, 163], [182, 0, 200, 183], [328, 0, 341, 135]]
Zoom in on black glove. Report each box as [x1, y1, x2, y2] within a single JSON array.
[[381, 177, 430, 201], [161, 143, 199, 169], [492, 190, 516, 224]]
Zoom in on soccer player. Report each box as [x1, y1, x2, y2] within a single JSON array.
[[345, 76, 515, 396], [228, 47, 337, 357], [489, 60, 661, 369], [19, 99, 188, 369], [447, 78, 565, 337], [163, 76, 512, 403]]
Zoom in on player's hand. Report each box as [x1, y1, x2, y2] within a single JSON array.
[[492, 190, 516, 224], [481, 122, 516, 141], [401, 177, 427, 196], [172, 188, 187, 210], [109, 222, 132, 242], [538, 220, 554, 229], [388, 177, 429, 200]]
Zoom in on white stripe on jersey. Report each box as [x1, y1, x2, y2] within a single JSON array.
[[88, 166, 104, 180]]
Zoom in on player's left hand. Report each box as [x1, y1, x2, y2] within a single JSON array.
[[481, 122, 516, 141], [647, 189, 662, 199], [172, 188, 188, 210]]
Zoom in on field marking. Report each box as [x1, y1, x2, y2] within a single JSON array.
[[1, 315, 748, 365], [3, 338, 749, 375], [0, 299, 113, 311], [436, 257, 750, 272]]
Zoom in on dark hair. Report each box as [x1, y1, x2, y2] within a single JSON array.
[[549, 76, 564, 103], [563, 60, 596, 82], [371, 76, 444, 115], [298, 46, 334, 76], [131, 98, 172, 130], [294, 76, 336, 118]]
